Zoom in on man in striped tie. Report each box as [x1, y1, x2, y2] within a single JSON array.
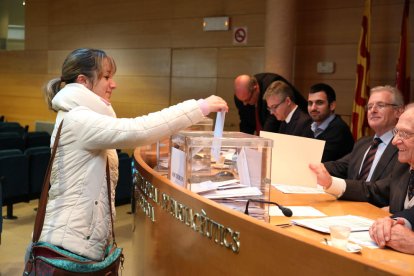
[[315, 85, 404, 185]]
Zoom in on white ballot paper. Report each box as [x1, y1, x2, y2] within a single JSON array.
[[237, 147, 262, 187], [260, 131, 325, 187], [211, 111, 225, 162], [291, 215, 374, 233], [169, 147, 186, 187], [272, 184, 325, 194]]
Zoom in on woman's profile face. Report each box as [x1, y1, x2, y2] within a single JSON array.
[[92, 59, 116, 102]]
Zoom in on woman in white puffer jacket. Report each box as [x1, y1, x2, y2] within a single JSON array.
[[38, 48, 228, 261]]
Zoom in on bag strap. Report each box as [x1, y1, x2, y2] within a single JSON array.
[[106, 160, 116, 244], [32, 120, 63, 242], [32, 120, 117, 245]]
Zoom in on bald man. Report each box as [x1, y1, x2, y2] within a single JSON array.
[[234, 73, 307, 135]]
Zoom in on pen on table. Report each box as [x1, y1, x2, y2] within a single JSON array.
[[276, 223, 292, 228]]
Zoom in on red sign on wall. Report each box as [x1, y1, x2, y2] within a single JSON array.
[[233, 27, 248, 45]]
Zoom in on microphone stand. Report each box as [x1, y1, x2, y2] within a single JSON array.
[[244, 198, 293, 217]]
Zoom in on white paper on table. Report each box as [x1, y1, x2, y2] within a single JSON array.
[[169, 147, 186, 187], [272, 184, 325, 194], [237, 147, 250, 186], [211, 111, 225, 162], [202, 187, 262, 199], [190, 179, 239, 193], [270, 206, 327, 217], [349, 231, 379, 248], [291, 215, 374, 233], [260, 131, 325, 187]]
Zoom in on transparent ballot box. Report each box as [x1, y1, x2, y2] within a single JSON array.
[[151, 117, 213, 174], [169, 131, 273, 222]]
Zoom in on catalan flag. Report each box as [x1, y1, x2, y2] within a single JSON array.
[[351, 0, 371, 141], [396, 0, 410, 103]]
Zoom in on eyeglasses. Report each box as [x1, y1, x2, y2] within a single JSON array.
[[365, 102, 398, 112], [392, 128, 414, 141], [267, 98, 286, 113]]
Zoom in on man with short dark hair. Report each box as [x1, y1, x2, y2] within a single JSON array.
[[307, 83, 354, 162]]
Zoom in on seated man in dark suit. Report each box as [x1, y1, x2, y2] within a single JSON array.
[[263, 80, 313, 137], [310, 103, 414, 252], [234, 73, 308, 135], [369, 103, 414, 252], [308, 83, 354, 162], [324, 85, 404, 182]]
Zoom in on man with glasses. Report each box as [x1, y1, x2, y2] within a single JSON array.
[[263, 80, 313, 137], [233, 73, 307, 135], [368, 104, 414, 254], [308, 83, 354, 162], [309, 86, 406, 213]]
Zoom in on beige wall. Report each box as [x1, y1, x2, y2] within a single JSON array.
[[0, 0, 412, 132]]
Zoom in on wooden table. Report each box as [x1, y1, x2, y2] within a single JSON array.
[[132, 148, 414, 275]]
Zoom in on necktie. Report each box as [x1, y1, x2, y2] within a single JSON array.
[[358, 138, 382, 181], [255, 105, 262, 135], [408, 170, 414, 201]]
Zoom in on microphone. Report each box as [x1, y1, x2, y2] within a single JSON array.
[[244, 198, 293, 217]]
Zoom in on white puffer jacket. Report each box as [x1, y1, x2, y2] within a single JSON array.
[[39, 83, 204, 260]]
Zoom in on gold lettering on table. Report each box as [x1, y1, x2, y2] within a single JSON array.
[[223, 227, 232, 249], [183, 206, 193, 226], [136, 173, 241, 253], [231, 231, 241, 253], [161, 193, 169, 210], [136, 192, 155, 222], [192, 212, 201, 232]]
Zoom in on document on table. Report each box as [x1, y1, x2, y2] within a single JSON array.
[[211, 111, 225, 162], [270, 206, 326, 217], [190, 179, 240, 194], [260, 131, 325, 187], [291, 215, 374, 233], [272, 184, 325, 194], [349, 231, 379, 248]]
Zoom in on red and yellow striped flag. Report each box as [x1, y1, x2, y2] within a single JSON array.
[[351, 0, 371, 141], [396, 0, 410, 103]]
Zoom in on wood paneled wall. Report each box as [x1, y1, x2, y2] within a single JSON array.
[[0, 0, 412, 133], [296, 0, 414, 123]]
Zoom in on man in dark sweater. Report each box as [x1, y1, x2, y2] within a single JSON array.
[[307, 83, 354, 162]]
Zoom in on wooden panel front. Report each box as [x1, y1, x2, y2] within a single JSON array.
[[132, 148, 412, 275]]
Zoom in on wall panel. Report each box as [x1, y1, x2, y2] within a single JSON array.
[[216, 77, 239, 130], [217, 47, 264, 78], [0, 50, 47, 73], [170, 77, 217, 104], [112, 76, 170, 105], [172, 48, 217, 77]]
